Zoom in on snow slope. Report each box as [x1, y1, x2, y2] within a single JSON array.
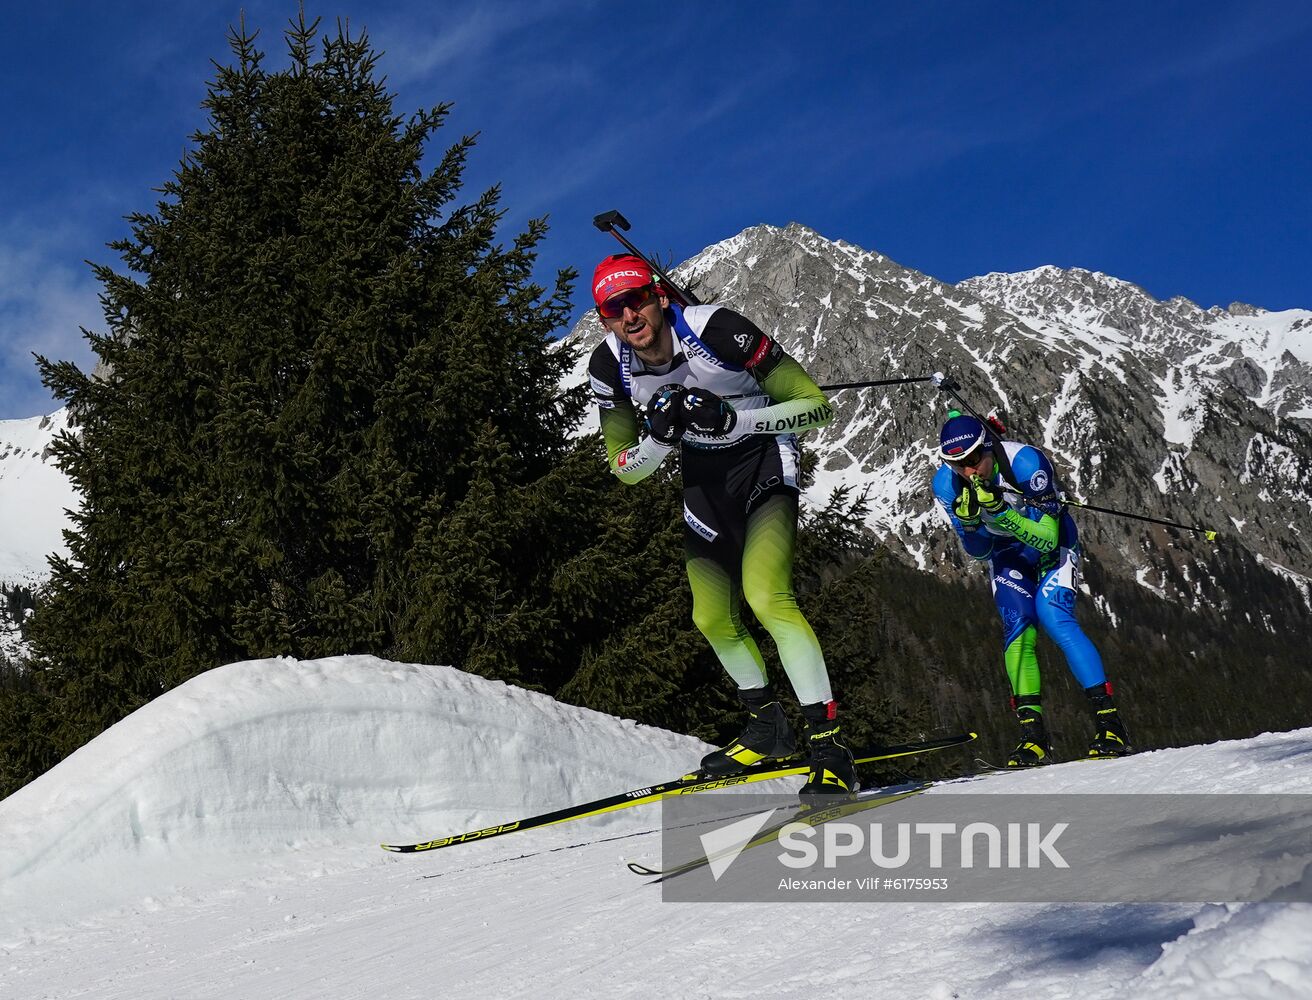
[[2, 656, 1311, 1000]]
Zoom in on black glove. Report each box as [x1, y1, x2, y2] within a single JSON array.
[[644, 385, 687, 446], [682, 388, 737, 437]]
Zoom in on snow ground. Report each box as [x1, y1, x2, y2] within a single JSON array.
[[2, 655, 1310, 1000]]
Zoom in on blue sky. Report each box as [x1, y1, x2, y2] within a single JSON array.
[[2, 1, 1309, 418]]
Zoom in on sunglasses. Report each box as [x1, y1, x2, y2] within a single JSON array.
[[947, 447, 988, 468], [597, 284, 658, 319]]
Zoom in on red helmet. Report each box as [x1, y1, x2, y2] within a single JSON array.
[[591, 254, 656, 307]]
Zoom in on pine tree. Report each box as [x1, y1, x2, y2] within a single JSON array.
[[553, 457, 725, 734], [24, 15, 584, 770]]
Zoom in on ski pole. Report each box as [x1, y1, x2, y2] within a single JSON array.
[[593, 210, 700, 307], [822, 376, 935, 391], [723, 374, 935, 401], [930, 373, 1219, 541], [1062, 499, 1218, 541]]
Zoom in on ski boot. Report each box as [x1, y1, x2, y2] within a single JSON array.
[[798, 700, 859, 801], [699, 687, 797, 776], [1084, 682, 1132, 758], [1007, 697, 1052, 768]]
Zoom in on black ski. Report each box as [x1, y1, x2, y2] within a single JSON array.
[[626, 784, 930, 881], [974, 752, 1130, 771], [380, 731, 976, 854]]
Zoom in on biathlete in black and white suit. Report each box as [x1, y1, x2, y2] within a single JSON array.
[[586, 252, 857, 797]]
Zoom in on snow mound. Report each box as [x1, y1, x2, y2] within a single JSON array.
[[0, 655, 700, 915]]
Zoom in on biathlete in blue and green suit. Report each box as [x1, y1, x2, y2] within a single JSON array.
[[932, 413, 1132, 765]]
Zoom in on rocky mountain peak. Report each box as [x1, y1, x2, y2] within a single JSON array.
[[566, 223, 1312, 618]]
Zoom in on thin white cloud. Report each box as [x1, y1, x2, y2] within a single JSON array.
[[503, 78, 753, 217], [0, 229, 102, 418], [373, 6, 508, 84], [371, 0, 597, 87], [1122, 4, 1312, 92]]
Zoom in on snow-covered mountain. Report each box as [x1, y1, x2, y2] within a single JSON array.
[[2, 655, 1309, 998], [962, 265, 1312, 421], [0, 409, 74, 586], [0, 409, 75, 661], [567, 224, 1312, 617]]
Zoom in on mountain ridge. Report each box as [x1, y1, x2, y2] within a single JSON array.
[[567, 222, 1312, 618]]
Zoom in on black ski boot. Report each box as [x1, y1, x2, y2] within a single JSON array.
[[699, 687, 797, 776], [1007, 696, 1052, 768], [798, 701, 859, 801], [1084, 682, 1132, 758]]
